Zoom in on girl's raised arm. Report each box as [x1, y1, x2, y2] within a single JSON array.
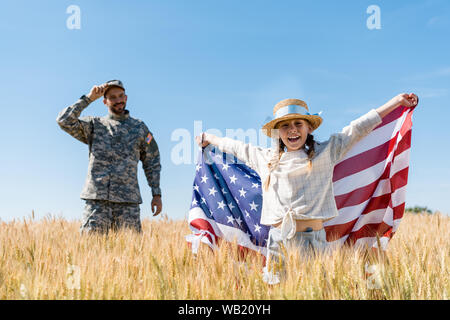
[[329, 93, 418, 164], [195, 133, 269, 174], [376, 93, 418, 118]]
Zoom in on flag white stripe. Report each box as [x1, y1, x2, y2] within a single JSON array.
[[391, 185, 408, 208], [333, 149, 410, 203], [333, 146, 409, 196], [326, 199, 371, 226], [327, 184, 409, 227], [392, 218, 402, 233], [390, 148, 410, 178], [333, 161, 387, 195], [351, 208, 390, 232]]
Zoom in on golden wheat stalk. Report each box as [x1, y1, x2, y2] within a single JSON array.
[[0, 212, 448, 299]]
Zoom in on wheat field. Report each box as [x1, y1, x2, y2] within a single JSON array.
[[0, 211, 448, 300]]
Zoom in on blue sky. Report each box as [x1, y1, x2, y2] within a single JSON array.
[[0, 0, 449, 221]]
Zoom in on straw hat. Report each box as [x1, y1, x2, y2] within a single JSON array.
[[262, 98, 323, 137]]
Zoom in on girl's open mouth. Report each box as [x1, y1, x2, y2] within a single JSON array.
[[288, 136, 300, 143]]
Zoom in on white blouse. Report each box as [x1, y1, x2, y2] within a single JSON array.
[[216, 109, 383, 240]]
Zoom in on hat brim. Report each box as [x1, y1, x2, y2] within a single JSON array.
[[104, 85, 125, 97], [262, 114, 323, 137]]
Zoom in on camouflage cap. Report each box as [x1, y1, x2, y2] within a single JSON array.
[[104, 79, 125, 97]]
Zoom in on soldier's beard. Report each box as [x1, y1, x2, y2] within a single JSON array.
[[110, 102, 126, 115]]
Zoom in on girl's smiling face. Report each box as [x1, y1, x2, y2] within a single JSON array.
[[276, 118, 313, 152]]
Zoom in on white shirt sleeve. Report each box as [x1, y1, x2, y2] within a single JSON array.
[[216, 137, 270, 174], [328, 109, 382, 164]]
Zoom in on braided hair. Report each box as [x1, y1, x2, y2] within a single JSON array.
[[305, 133, 316, 168]]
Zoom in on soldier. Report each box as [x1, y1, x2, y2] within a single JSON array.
[[56, 80, 162, 234]]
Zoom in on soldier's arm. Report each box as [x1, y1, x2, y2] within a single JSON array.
[[56, 96, 93, 144], [56, 84, 109, 144], [140, 128, 162, 197]]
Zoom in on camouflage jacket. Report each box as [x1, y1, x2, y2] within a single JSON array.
[[56, 96, 161, 204]]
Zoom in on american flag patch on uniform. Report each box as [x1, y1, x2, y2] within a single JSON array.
[[146, 133, 153, 144]]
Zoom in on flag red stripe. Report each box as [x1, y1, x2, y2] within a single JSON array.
[[324, 221, 354, 242], [326, 166, 409, 243], [361, 167, 408, 215], [384, 228, 393, 239], [394, 129, 412, 157], [325, 201, 406, 243], [334, 130, 411, 209], [190, 218, 218, 240], [334, 162, 391, 209], [317, 108, 414, 246], [393, 202, 406, 220], [333, 134, 397, 182], [345, 221, 392, 245], [361, 193, 392, 215], [391, 166, 409, 191], [373, 106, 409, 131], [333, 114, 413, 183], [400, 109, 413, 137]]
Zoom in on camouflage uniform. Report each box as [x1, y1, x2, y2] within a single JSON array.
[[56, 95, 161, 233], [81, 200, 142, 233]]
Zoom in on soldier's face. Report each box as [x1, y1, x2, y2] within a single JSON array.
[[104, 87, 127, 115]]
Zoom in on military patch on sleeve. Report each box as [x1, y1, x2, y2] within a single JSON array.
[[145, 132, 153, 144]]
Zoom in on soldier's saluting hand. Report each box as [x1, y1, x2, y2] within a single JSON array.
[[86, 83, 109, 101], [57, 80, 162, 234]]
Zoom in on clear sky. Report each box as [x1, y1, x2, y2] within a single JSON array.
[[1, 0, 449, 222]]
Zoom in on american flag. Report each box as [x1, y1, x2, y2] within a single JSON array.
[[324, 105, 416, 250], [186, 149, 270, 256], [186, 105, 415, 255]]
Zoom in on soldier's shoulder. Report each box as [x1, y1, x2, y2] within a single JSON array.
[[129, 116, 151, 131]]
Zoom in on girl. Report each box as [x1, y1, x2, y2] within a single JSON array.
[[196, 93, 418, 284]]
